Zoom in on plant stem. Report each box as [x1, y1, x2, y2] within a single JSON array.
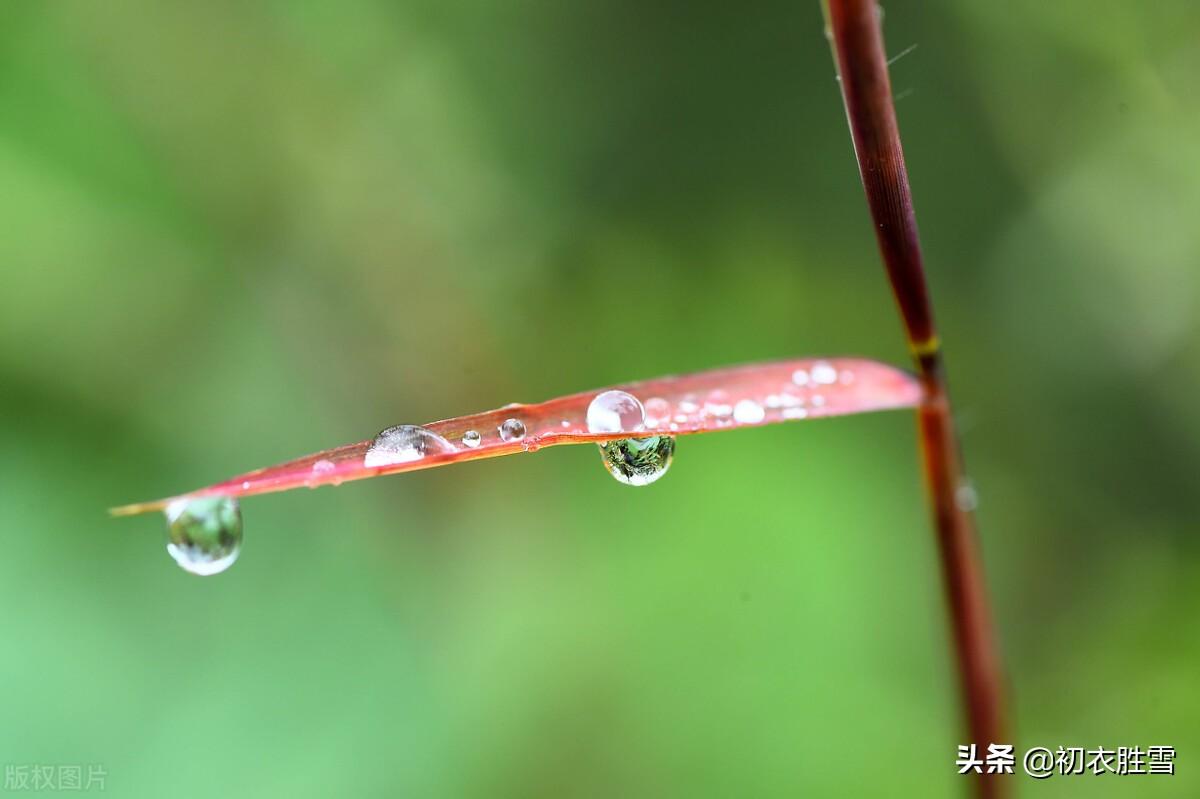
[[822, 2, 1008, 795]]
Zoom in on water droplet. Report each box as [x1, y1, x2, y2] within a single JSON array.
[[165, 496, 242, 576], [733, 399, 765, 424], [364, 424, 455, 467], [955, 479, 979, 512], [586, 390, 645, 434], [306, 459, 338, 488], [499, 418, 526, 442], [811, 361, 838, 385], [598, 436, 675, 486], [461, 430, 482, 448], [704, 401, 733, 417], [791, 369, 810, 386]]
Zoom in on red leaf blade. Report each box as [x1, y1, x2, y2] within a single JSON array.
[[111, 357, 920, 516]]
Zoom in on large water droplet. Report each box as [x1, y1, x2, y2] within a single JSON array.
[[586, 390, 645, 434], [165, 496, 242, 576], [599, 436, 675, 486], [499, 418, 526, 442], [364, 424, 455, 467]]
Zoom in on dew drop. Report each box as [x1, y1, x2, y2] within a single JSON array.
[[811, 361, 838, 385], [461, 430, 482, 448], [955, 479, 979, 512], [598, 436, 675, 486], [165, 496, 242, 576], [306, 458, 338, 488], [364, 424, 456, 467], [499, 418, 526, 442], [586, 390, 645, 434], [733, 399, 765, 424]]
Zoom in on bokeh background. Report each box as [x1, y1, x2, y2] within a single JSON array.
[[2, 1, 1197, 796]]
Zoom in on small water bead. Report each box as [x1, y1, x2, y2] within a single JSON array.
[[704, 401, 733, 418], [811, 361, 838, 385], [364, 424, 456, 468], [461, 430, 482, 448], [599, 436, 675, 486], [643, 397, 671, 428], [732, 399, 765, 424], [165, 496, 242, 576], [955, 478, 979, 512], [306, 459, 338, 488], [586, 390, 645, 434], [499, 418, 526, 442]]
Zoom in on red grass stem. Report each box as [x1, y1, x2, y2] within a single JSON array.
[[824, 2, 1009, 795]]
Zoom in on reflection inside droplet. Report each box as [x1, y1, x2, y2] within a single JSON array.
[[499, 418, 526, 442], [165, 496, 242, 576], [598, 436, 675, 486]]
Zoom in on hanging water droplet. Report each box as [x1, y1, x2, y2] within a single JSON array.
[[364, 424, 455, 467], [586, 390, 645, 434], [165, 496, 242, 576], [598, 436, 676, 486], [499, 418, 526, 442], [461, 430, 482, 448]]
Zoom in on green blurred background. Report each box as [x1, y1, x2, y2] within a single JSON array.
[[2, 1, 1197, 796]]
